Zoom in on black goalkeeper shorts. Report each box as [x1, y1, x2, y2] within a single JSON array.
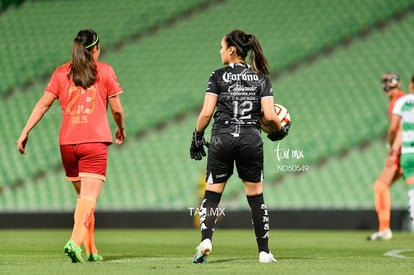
[[206, 133, 263, 183]]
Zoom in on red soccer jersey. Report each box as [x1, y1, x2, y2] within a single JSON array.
[[388, 91, 406, 120], [45, 62, 123, 145]]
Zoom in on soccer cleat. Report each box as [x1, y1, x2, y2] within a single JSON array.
[[259, 251, 277, 263], [366, 229, 392, 241], [193, 238, 212, 264], [64, 240, 85, 263], [87, 253, 104, 262]]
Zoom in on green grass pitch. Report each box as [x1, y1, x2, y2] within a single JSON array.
[[0, 229, 413, 274]]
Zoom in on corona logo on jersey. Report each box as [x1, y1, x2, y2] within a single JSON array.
[[222, 72, 259, 83]]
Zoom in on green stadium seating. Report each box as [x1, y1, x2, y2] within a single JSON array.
[[262, 139, 407, 210], [1, 0, 414, 211], [0, 0, 213, 96]]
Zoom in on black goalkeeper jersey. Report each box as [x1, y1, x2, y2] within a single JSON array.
[[205, 62, 273, 136]]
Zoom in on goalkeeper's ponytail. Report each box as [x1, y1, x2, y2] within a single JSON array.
[[225, 30, 269, 76]]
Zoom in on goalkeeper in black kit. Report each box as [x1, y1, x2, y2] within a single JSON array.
[[189, 29, 290, 264]]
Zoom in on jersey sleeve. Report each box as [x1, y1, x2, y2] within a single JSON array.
[[261, 77, 273, 99], [205, 71, 219, 96], [44, 67, 63, 98], [392, 96, 405, 116], [104, 64, 123, 97]]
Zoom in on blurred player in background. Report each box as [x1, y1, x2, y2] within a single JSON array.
[[389, 75, 414, 234], [190, 29, 290, 263], [16, 29, 126, 263], [367, 73, 405, 241]]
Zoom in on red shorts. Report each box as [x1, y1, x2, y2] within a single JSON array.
[[60, 143, 109, 182]]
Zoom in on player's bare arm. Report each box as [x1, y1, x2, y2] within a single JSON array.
[[16, 92, 56, 154], [387, 114, 400, 147], [261, 97, 281, 132], [108, 95, 125, 144], [195, 94, 217, 132]]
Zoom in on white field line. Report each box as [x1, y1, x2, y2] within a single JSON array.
[[384, 249, 414, 258]]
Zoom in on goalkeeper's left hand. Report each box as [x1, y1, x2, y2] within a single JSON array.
[[267, 122, 291, 141], [190, 129, 208, 160]]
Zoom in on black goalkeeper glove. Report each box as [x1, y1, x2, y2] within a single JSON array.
[[267, 121, 291, 141], [190, 129, 208, 160]]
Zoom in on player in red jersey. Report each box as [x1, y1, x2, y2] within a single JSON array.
[[367, 73, 405, 241], [16, 29, 126, 262]]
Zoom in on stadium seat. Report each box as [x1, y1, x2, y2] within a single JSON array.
[[1, 0, 413, 211]]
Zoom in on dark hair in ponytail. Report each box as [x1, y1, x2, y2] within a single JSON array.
[[225, 30, 269, 76], [67, 29, 99, 89]]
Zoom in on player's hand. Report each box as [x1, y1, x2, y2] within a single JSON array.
[[115, 128, 126, 144], [16, 133, 29, 154], [190, 129, 208, 160], [267, 122, 291, 141]]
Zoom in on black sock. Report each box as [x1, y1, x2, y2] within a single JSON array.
[[247, 193, 270, 253], [200, 190, 222, 242]]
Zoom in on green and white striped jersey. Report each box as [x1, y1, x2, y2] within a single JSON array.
[[393, 94, 414, 154]]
